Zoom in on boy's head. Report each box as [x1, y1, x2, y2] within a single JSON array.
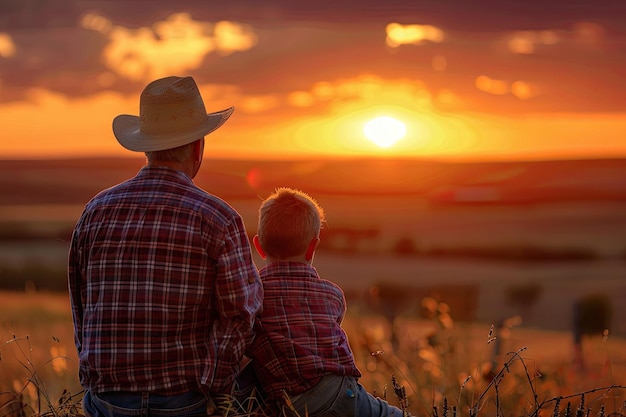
[[254, 187, 325, 262]]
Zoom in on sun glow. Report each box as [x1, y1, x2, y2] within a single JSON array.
[[363, 116, 407, 148]]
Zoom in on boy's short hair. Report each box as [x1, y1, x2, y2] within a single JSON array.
[[257, 187, 325, 259]]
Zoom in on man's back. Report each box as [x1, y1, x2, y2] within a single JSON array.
[[69, 166, 260, 395]]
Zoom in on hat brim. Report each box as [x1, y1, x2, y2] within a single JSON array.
[[112, 106, 235, 152]]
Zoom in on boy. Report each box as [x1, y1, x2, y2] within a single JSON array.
[[246, 187, 405, 417]]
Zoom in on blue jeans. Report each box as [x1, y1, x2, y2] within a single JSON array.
[[82, 390, 214, 417], [287, 375, 406, 417]]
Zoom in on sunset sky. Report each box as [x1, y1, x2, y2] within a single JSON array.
[[1, 0, 625, 161]]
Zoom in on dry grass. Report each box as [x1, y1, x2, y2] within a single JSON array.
[[0, 291, 79, 416], [1, 291, 626, 416], [342, 302, 626, 417]]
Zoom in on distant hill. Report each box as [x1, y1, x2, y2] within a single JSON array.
[[2, 157, 626, 206]]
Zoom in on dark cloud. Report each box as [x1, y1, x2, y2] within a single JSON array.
[[0, 0, 625, 114], [2, 0, 626, 29]]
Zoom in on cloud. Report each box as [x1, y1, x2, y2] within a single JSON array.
[[82, 12, 258, 82], [475, 75, 541, 101], [385, 23, 444, 48], [506, 30, 560, 54], [504, 22, 609, 55], [0, 32, 16, 58]]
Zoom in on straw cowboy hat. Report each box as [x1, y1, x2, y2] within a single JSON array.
[[113, 76, 234, 152]]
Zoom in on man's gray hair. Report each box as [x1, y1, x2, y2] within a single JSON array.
[[145, 141, 195, 163]]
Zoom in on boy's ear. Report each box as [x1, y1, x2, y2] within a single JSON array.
[[305, 237, 320, 261], [253, 235, 266, 259]]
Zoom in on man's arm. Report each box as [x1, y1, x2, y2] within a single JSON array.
[[210, 215, 263, 394], [67, 226, 84, 354]]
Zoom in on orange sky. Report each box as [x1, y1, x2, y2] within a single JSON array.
[[1, 2, 625, 161]]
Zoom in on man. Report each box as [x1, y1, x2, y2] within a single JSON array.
[[68, 76, 263, 416]]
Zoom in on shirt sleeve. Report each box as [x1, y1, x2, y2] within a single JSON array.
[[67, 218, 84, 355], [210, 214, 263, 394]]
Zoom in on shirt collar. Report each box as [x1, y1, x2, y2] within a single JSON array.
[[138, 165, 194, 184], [260, 261, 318, 277]]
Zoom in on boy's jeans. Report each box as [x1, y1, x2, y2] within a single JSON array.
[[287, 375, 405, 417], [82, 390, 214, 417]]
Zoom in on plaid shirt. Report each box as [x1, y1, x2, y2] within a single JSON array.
[[68, 166, 263, 395], [247, 261, 361, 400]]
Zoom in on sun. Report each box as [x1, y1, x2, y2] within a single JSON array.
[[363, 116, 407, 148]]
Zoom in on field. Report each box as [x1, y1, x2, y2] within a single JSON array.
[[2, 197, 625, 336], [1, 157, 626, 415], [1, 291, 625, 416]]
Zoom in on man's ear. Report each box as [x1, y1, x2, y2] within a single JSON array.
[[253, 235, 266, 259], [193, 139, 203, 162], [305, 237, 320, 261]]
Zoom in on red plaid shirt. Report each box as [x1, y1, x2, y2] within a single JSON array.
[[68, 166, 263, 395], [247, 261, 361, 400]]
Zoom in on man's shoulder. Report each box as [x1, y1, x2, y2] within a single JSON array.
[[83, 177, 238, 219], [187, 188, 240, 218]]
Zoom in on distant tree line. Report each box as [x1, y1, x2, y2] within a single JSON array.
[[1, 225, 625, 293], [316, 228, 608, 262]]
